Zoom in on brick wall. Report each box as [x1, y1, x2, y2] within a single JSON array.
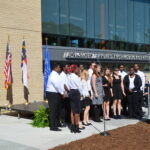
[[0, 0, 43, 105]]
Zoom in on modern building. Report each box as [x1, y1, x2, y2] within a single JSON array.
[[42, 0, 150, 69], [0, 0, 150, 105]]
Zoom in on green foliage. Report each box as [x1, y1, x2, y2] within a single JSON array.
[[31, 106, 50, 128]]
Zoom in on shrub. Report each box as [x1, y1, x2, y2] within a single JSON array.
[[31, 106, 50, 128]]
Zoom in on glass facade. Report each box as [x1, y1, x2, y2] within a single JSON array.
[[42, 0, 150, 52]]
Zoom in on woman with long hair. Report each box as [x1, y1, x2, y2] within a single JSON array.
[[92, 64, 104, 122], [81, 70, 92, 125], [68, 65, 82, 133], [102, 68, 113, 120], [112, 68, 125, 119]]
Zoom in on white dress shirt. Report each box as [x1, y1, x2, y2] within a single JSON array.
[[46, 70, 64, 94], [87, 68, 93, 90], [68, 73, 82, 95], [60, 71, 70, 92], [135, 70, 145, 91], [82, 79, 91, 98], [129, 75, 135, 90], [119, 71, 127, 79]]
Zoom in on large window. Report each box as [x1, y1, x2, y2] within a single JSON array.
[[127, 0, 134, 43], [108, 0, 116, 40], [69, 0, 86, 37], [95, 0, 109, 39], [144, 0, 150, 44], [116, 0, 127, 41], [134, 0, 145, 43], [42, 0, 150, 52], [60, 0, 69, 35], [42, 0, 59, 34], [86, 0, 94, 38]]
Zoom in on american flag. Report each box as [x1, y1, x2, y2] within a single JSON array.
[[4, 43, 12, 89], [21, 40, 28, 88]]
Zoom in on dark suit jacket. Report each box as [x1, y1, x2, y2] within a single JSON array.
[[123, 74, 142, 93]]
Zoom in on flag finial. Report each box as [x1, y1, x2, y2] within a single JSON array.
[[45, 37, 48, 45]]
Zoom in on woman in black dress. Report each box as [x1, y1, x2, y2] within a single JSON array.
[[102, 68, 113, 120], [112, 68, 125, 119]]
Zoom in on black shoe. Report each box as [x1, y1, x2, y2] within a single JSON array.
[[79, 126, 85, 130], [82, 122, 88, 126], [94, 119, 103, 122], [50, 128, 62, 131], [113, 115, 118, 119], [135, 116, 142, 120], [132, 115, 142, 120], [141, 112, 145, 116], [74, 126, 81, 133], [87, 123, 92, 126], [105, 118, 111, 121], [127, 116, 133, 119], [117, 115, 122, 119], [70, 124, 75, 133]]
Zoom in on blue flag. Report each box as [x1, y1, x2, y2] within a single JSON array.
[[44, 45, 51, 99]]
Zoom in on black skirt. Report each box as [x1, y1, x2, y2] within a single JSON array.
[[83, 97, 92, 107], [69, 89, 81, 114]]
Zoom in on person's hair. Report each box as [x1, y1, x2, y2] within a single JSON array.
[[119, 64, 124, 68], [79, 64, 84, 67], [113, 68, 119, 75], [53, 64, 60, 70], [134, 64, 139, 67], [129, 66, 134, 70], [93, 64, 101, 77], [81, 70, 89, 81], [104, 68, 112, 83], [90, 62, 96, 67], [61, 63, 68, 70]]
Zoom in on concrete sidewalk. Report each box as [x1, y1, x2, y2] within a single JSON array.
[[0, 108, 148, 150]]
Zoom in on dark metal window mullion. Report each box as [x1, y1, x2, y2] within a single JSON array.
[[68, 0, 71, 47]]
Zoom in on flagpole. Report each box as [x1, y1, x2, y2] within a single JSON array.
[[7, 35, 10, 106], [6, 35, 13, 108], [7, 35, 12, 108], [23, 37, 28, 105], [8, 35, 10, 44], [45, 37, 48, 45], [43, 37, 49, 103], [21, 37, 29, 105]]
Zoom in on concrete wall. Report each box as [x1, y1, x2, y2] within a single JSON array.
[[0, 0, 43, 105]]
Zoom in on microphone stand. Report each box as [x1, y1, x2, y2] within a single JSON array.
[[100, 106, 110, 136]]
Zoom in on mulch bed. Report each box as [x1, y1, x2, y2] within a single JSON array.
[[49, 121, 150, 150]]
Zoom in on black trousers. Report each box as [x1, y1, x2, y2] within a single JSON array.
[[139, 91, 144, 114], [46, 92, 61, 129], [122, 96, 128, 115], [127, 92, 140, 117], [60, 97, 71, 123]]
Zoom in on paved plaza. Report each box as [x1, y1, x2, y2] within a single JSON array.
[[0, 108, 148, 150]]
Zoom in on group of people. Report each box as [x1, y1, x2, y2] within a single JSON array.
[[46, 62, 149, 133]]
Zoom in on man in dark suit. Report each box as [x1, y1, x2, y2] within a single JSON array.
[[124, 66, 142, 119]]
